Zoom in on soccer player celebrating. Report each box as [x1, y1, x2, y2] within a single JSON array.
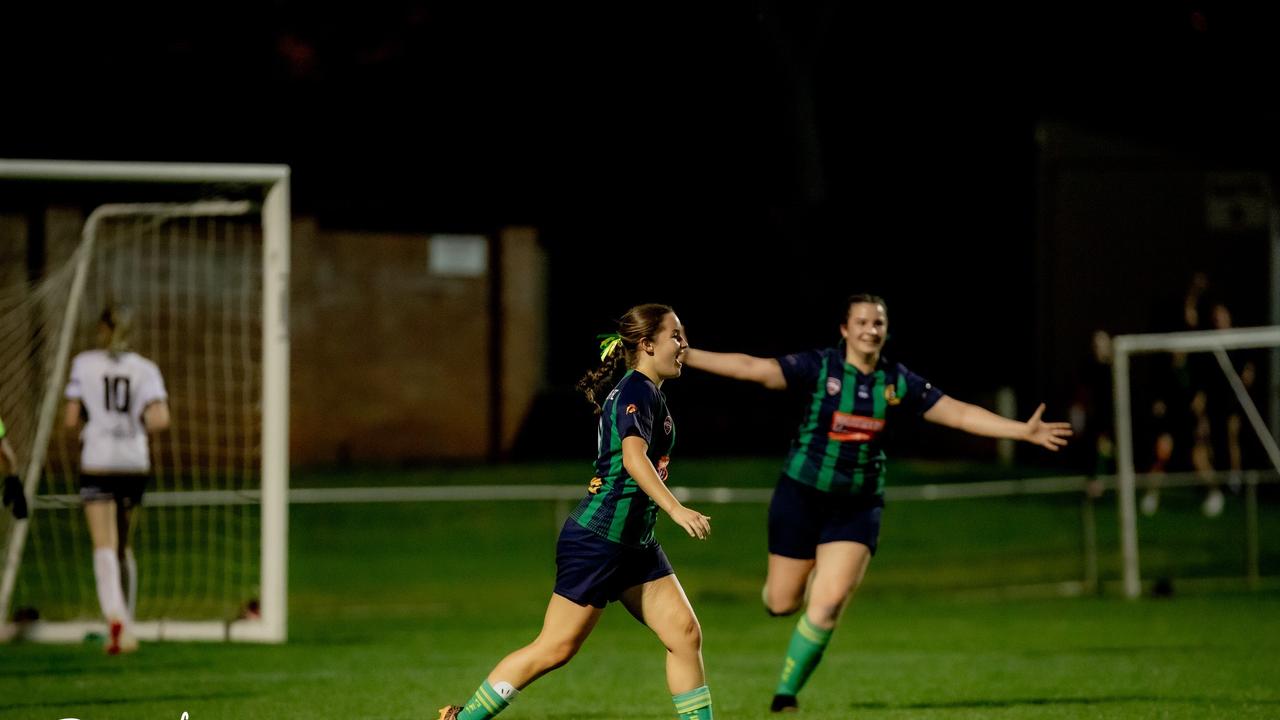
[[65, 305, 170, 655], [683, 293, 1072, 713], [439, 304, 717, 720]]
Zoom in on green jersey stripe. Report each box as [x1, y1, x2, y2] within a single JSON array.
[[787, 361, 829, 480], [815, 363, 856, 492]]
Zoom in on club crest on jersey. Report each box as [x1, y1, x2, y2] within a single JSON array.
[[626, 403, 638, 414], [825, 377, 842, 396], [664, 416, 673, 434], [587, 477, 603, 494], [885, 385, 901, 406]]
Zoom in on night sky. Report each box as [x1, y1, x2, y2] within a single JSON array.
[[3, 2, 1277, 459]]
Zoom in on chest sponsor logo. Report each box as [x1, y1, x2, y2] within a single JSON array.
[[663, 415, 672, 434], [656, 456, 670, 482], [825, 377, 842, 396], [828, 411, 885, 442], [885, 385, 902, 406]]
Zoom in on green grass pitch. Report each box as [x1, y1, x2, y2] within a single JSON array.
[[2, 459, 1278, 719]]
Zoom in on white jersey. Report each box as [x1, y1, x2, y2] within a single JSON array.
[[65, 350, 167, 474]]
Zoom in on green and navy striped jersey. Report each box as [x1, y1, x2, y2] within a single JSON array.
[[569, 369, 675, 547], [778, 347, 942, 497]]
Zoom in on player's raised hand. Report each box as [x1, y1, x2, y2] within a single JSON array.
[[1024, 403, 1073, 451], [669, 504, 711, 540]]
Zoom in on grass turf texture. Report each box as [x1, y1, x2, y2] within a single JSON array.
[[3, 459, 1278, 718]]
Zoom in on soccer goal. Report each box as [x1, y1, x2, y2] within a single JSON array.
[[0, 160, 289, 643], [1112, 325, 1280, 599]]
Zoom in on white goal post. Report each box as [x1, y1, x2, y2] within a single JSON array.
[[0, 159, 290, 642], [1112, 325, 1280, 599]]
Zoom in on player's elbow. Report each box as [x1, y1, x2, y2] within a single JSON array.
[[144, 403, 171, 432]]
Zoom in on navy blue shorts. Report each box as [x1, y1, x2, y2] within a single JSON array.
[[768, 474, 883, 559], [79, 473, 147, 508], [553, 518, 674, 609]]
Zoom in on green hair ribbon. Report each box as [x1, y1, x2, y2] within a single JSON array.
[[597, 332, 623, 361]]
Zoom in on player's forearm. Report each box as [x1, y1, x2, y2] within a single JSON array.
[[928, 397, 1029, 441], [959, 404, 1030, 440], [683, 349, 783, 388], [623, 456, 683, 515]]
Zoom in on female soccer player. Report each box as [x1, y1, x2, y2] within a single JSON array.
[[64, 305, 170, 655], [683, 293, 1072, 713], [439, 304, 716, 720]]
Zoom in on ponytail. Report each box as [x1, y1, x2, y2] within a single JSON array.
[[576, 303, 673, 413]]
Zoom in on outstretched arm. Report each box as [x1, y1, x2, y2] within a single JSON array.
[[924, 397, 1072, 451], [682, 348, 787, 390], [622, 436, 711, 540]]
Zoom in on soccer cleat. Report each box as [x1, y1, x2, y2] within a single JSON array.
[[771, 694, 798, 713], [105, 619, 124, 655], [437, 705, 462, 720], [118, 628, 139, 654], [104, 619, 138, 655]]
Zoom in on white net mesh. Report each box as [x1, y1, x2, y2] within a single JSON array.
[[2, 204, 265, 630]]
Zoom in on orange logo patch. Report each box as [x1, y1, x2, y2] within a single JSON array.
[[587, 477, 603, 494], [626, 403, 638, 414], [885, 385, 901, 406], [828, 411, 885, 442]]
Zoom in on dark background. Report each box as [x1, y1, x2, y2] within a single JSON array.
[[3, 1, 1276, 464]]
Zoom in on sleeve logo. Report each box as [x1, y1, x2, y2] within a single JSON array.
[[663, 416, 673, 434], [626, 403, 638, 414], [656, 456, 670, 482]]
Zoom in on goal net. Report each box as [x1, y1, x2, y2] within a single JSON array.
[[1113, 326, 1280, 598], [0, 160, 289, 642]]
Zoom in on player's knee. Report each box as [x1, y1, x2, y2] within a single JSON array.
[[539, 638, 582, 670], [665, 615, 702, 654], [765, 597, 802, 617], [763, 586, 803, 616]]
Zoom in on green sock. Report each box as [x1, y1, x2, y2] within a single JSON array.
[[775, 614, 834, 697], [457, 680, 511, 720], [672, 685, 713, 720]]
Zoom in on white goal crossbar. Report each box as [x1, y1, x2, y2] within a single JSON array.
[[1113, 325, 1280, 599]]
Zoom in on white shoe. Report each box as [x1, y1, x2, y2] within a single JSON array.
[[1140, 490, 1159, 516], [1202, 489, 1225, 518]]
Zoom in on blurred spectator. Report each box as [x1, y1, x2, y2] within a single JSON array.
[[1068, 330, 1115, 480]]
